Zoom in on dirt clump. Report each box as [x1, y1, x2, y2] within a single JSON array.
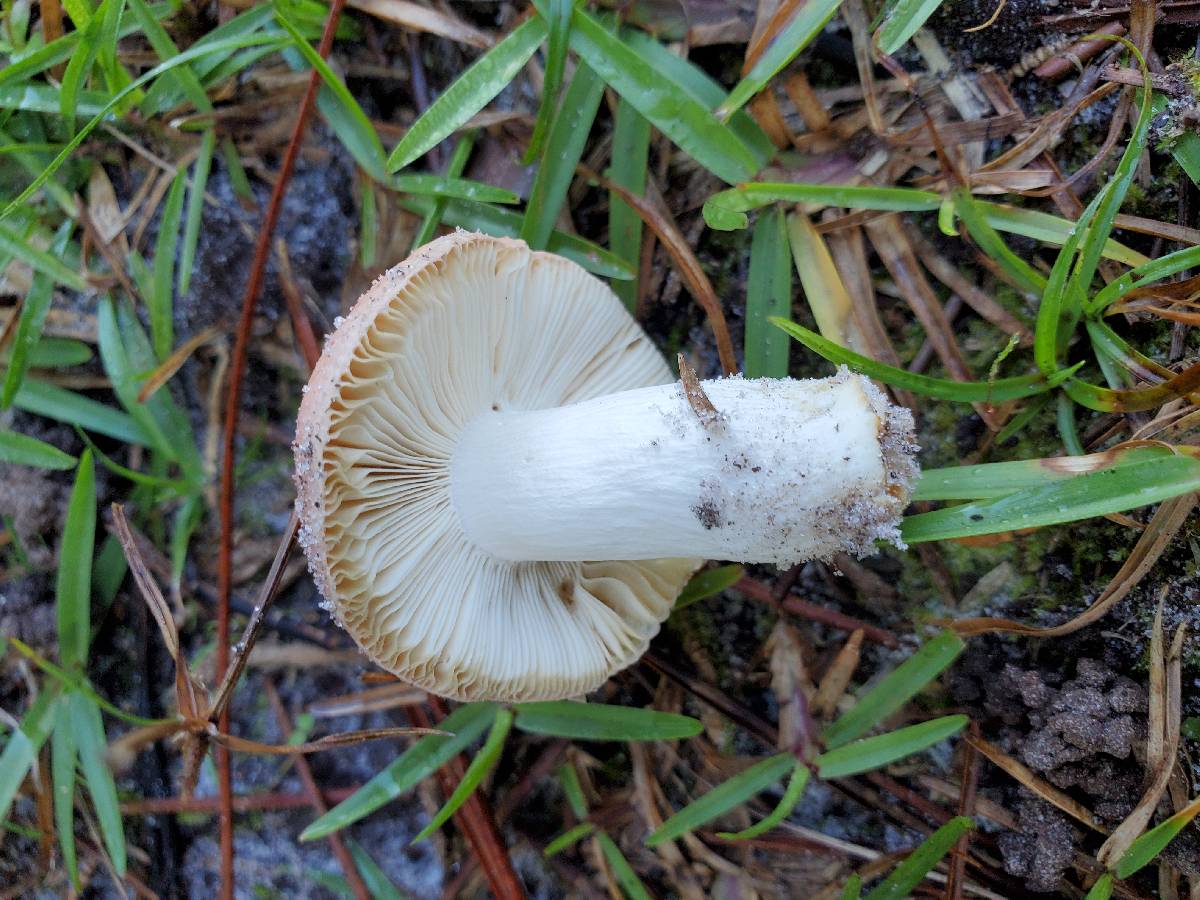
[[952, 643, 1151, 891], [997, 798, 1077, 893]]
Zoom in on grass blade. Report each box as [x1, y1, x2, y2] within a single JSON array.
[[0, 33, 83, 93], [816, 715, 969, 779], [744, 206, 792, 377], [0, 83, 110, 117], [863, 815, 973, 900], [359, 180, 378, 267], [151, 168, 186, 359], [59, 6, 103, 132], [1088, 243, 1200, 315], [13, 337, 93, 368], [410, 132, 475, 250], [717, 762, 809, 840], [12, 379, 148, 445], [646, 752, 794, 846], [1033, 188, 1098, 374], [56, 449, 95, 671], [1114, 795, 1200, 878], [106, 299, 204, 479], [953, 189, 1045, 295], [771, 317, 1078, 402], [718, 0, 842, 118], [346, 839, 406, 900], [559, 762, 589, 818], [0, 430, 78, 469], [170, 495, 204, 598], [1085, 873, 1114, 900], [876, 0, 944, 55], [902, 454, 1200, 542], [596, 831, 653, 900], [544, 822, 597, 856], [520, 61, 605, 250], [178, 127, 215, 298], [513, 701, 702, 741], [0, 684, 61, 823], [96, 298, 175, 461], [1, 221, 74, 408], [396, 193, 634, 280], [564, 7, 760, 184], [617, 26, 774, 166], [95, 0, 135, 104], [273, 2, 387, 179], [126, 0, 212, 115], [913, 445, 1175, 501], [1071, 42, 1153, 300], [822, 631, 964, 749], [979, 202, 1147, 267], [52, 695, 79, 888], [72, 691, 126, 874], [391, 174, 518, 204], [608, 98, 650, 311], [705, 183, 941, 231], [387, 16, 547, 172], [674, 564, 744, 611], [522, 0, 571, 164], [0, 222, 86, 291], [300, 703, 498, 841], [414, 708, 513, 842]]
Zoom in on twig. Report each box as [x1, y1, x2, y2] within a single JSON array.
[[210, 512, 301, 722], [643, 650, 779, 749], [733, 576, 900, 647], [276, 239, 322, 371], [215, 0, 348, 892], [121, 787, 360, 815], [946, 723, 981, 900]]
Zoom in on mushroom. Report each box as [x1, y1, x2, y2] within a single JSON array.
[[294, 231, 917, 702]]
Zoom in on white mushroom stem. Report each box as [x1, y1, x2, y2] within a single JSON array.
[[450, 370, 917, 566]]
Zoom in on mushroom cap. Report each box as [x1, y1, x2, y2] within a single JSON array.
[[294, 231, 699, 702]]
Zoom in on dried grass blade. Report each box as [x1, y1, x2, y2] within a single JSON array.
[[276, 241, 320, 372], [308, 684, 428, 719], [949, 493, 1196, 637], [787, 211, 864, 353], [864, 217, 974, 383], [968, 734, 1106, 833], [210, 510, 300, 721], [1146, 596, 1167, 779], [909, 233, 1033, 343], [135, 325, 222, 403], [347, 0, 491, 48], [212, 726, 446, 755], [1098, 620, 1185, 868], [111, 504, 204, 720], [767, 621, 816, 757], [822, 224, 913, 406], [579, 163, 737, 374], [814, 629, 863, 720]]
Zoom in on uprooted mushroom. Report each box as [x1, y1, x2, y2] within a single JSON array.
[[293, 231, 918, 702]]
